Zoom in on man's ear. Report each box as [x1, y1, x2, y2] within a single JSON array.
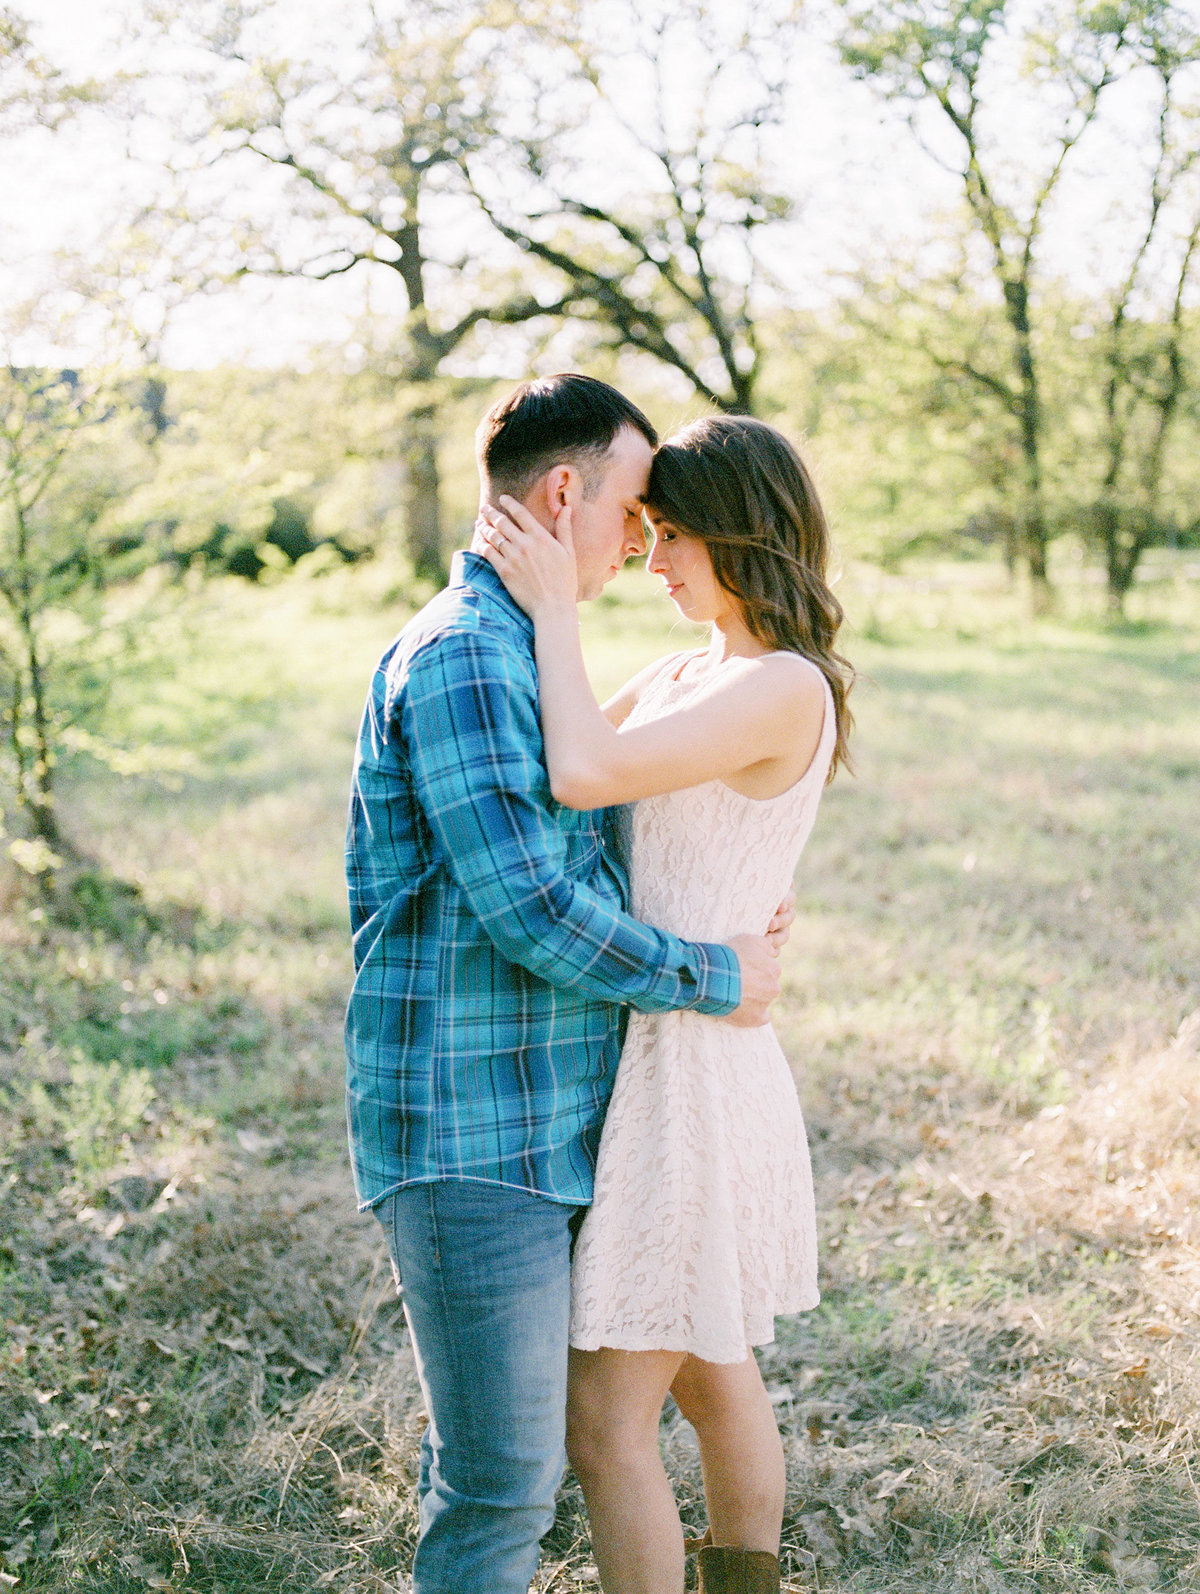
[[543, 463, 578, 511], [524, 463, 579, 530]]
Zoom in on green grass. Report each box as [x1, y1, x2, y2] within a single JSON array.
[[1, 551, 1198, 1590]]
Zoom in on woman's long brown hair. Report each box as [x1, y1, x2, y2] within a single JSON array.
[[645, 415, 854, 779]]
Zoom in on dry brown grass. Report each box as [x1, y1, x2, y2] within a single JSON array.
[[763, 1009, 1200, 1592]]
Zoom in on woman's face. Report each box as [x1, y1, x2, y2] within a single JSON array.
[[645, 512, 738, 627]]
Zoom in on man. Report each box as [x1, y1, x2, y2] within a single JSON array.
[[345, 373, 782, 1594]]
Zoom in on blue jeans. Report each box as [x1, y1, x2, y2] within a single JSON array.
[[374, 1181, 583, 1594]]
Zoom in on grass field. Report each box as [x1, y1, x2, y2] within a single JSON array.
[[1, 551, 1198, 1591]]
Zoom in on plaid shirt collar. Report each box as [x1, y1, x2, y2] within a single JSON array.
[[450, 548, 535, 639]]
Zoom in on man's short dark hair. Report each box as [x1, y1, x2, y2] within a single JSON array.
[[476, 373, 657, 501]]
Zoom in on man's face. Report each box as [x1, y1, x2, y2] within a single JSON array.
[[569, 425, 654, 601]]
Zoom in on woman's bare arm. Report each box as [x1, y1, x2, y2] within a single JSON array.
[[600, 652, 677, 729], [477, 499, 824, 810]]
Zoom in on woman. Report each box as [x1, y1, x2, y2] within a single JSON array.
[[478, 414, 853, 1594]]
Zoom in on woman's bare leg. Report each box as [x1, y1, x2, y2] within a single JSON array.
[[567, 1346, 688, 1594], [669, 1353, 785, 1553]]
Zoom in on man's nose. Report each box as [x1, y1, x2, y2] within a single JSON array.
[[627, 520, 647, 557]]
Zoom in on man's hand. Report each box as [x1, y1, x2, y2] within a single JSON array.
[[724, 933, 781, 1028], [766, 889, 796, 953]]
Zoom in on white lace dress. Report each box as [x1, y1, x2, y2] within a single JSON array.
[[570, 653, 836, 1364]]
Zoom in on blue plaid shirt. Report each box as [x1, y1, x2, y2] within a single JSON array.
[[345, 552, 741, 1211]]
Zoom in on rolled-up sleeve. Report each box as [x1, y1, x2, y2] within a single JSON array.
[[401, 632, 740, 1016]]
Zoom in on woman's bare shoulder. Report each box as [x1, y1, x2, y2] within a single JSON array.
[[754, 651, 828, 694], [702, 650, 827, 706]]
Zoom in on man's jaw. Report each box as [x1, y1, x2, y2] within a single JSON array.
[[579, 561, 622, 601]]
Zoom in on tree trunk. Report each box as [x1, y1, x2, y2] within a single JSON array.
[[391, 184, 450, 586], [6, 492, 66, 858], [16, 612, 64, 853], [1009, 284, 1053, 610], [402, 405, 447, 585], [1095, 501, 1127, 616], [1001, 517, 1020, 580], [1023, 502, 1051, 601]]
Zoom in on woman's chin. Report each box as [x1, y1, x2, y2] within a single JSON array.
[[667, 594, 707, 623]]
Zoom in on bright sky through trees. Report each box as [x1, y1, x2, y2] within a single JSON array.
[[5, 0, 955, 366], [5, 0, 1198, 367]]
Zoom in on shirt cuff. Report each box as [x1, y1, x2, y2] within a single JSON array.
[[689, 940, 742, 1016]]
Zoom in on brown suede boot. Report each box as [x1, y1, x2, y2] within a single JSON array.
[[697, 1544, 781, 1594]]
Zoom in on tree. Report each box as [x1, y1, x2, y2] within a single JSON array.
[[464, 0, 802, 416], [143, 0, 574, 581], [0, 19, 135, 873], [0, 355, 150, 869], [765, 274, 1043, 566], [0, 4, 102, 131], [1090, 1, 1200, 611], [834, 0, 1131, 605], [111, 357, 410, 577]]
